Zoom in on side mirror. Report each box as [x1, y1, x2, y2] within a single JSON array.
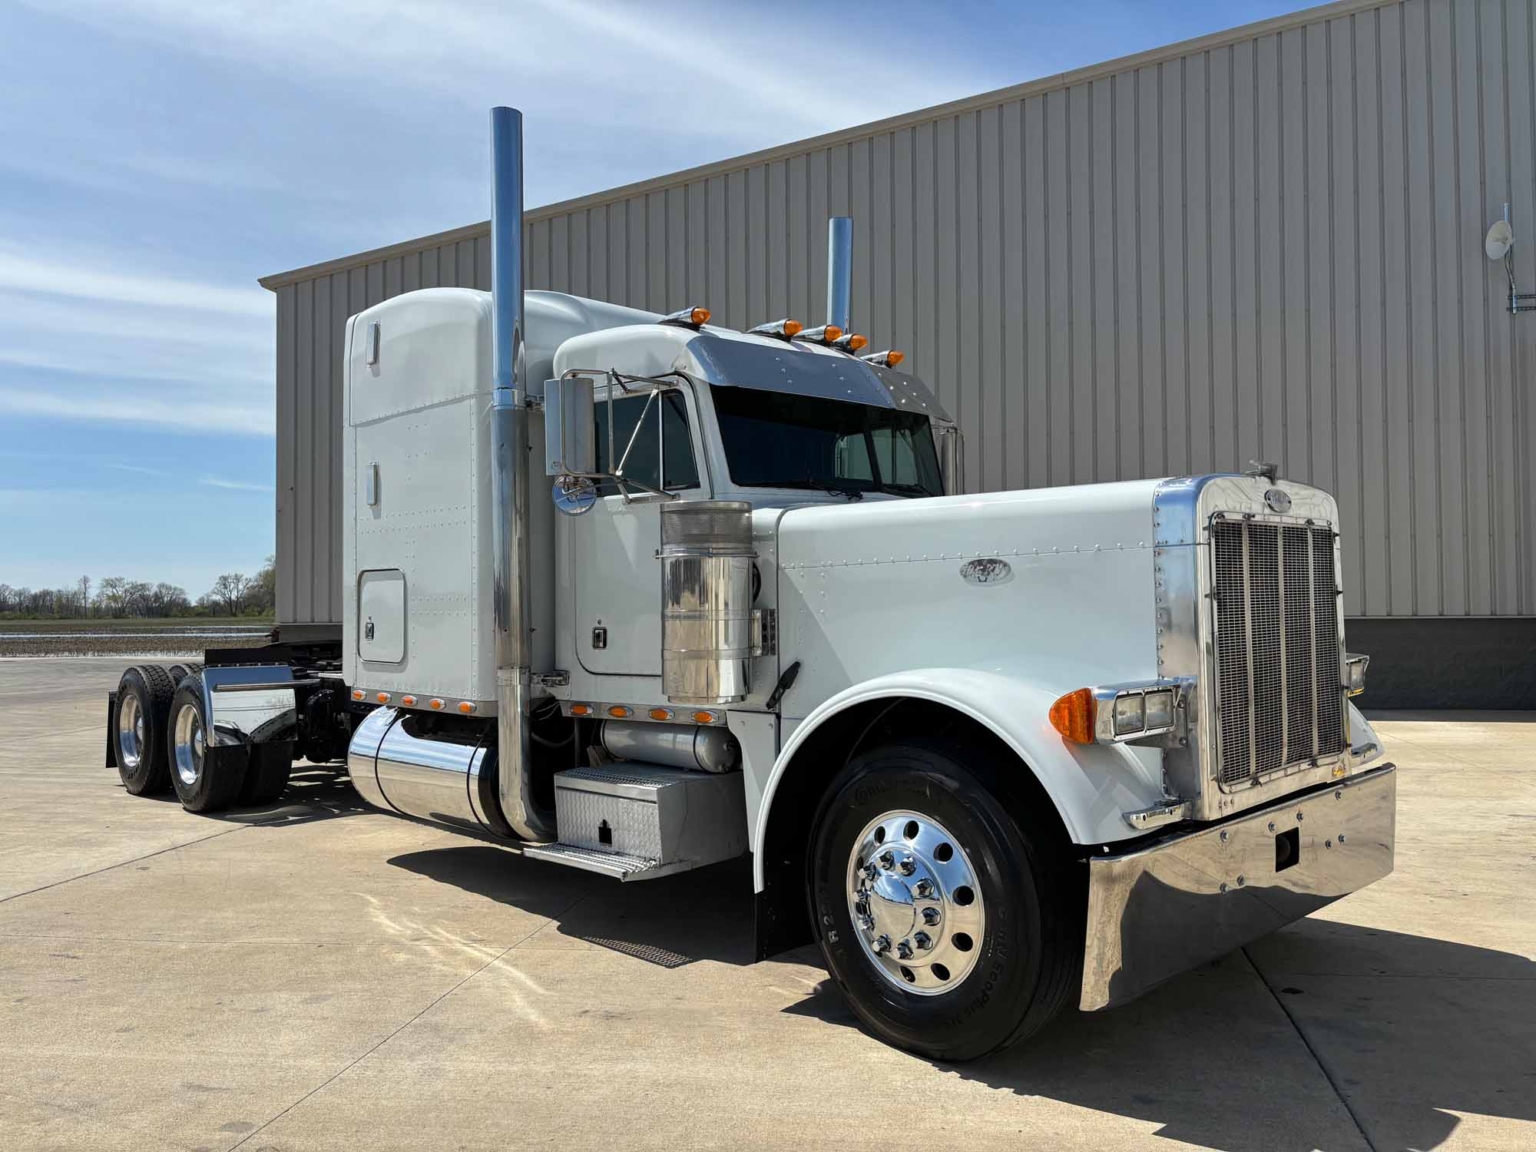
[[544, 377, 595, 477]]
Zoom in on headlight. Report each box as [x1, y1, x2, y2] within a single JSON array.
[[1143, 689, 1175, 730], [1344, 653, 1369, 697], [1050, 680, 1188, 745], [1112, 694, 1145, 735]]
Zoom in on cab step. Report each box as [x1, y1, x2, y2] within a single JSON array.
[[521, 762, 747, 882], [522, 842, 674, 880]]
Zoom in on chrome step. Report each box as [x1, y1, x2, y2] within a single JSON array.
[[521, 842, 690, 881]]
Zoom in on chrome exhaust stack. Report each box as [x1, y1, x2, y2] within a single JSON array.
[[826, 216, 853, 331], [489, 106, 555, 842]]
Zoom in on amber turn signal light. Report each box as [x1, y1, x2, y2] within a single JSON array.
[[662, 305, 711, 326], [1049, 688, 1095, 745]]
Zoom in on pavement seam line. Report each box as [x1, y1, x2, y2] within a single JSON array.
[[227, 897, 588, 1151], [0, 824, 249, 906], [225, 940, 521, 1150], [1242, 945, 1380, 1152]]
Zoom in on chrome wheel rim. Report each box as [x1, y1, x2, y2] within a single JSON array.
[[117, 693, 144, 770], [846, 810, 986, 996], [172, 702, 204, 789]]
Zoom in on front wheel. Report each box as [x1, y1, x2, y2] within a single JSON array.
[[808, 740, 1082, 1061]]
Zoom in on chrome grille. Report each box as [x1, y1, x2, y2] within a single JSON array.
[[1210, 518, 1346, 787]]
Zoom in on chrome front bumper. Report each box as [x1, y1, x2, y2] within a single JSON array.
[[1080, 763, 1397, 1011]]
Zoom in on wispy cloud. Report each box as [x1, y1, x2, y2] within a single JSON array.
[[27, 0, 974, 140], [0, 250, 270, 318], [0, 387, 274, 435], [199, 474, 273, 492]]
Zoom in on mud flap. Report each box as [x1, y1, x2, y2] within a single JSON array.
[[105, 690, 118, 768]]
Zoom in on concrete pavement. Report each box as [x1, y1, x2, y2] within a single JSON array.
[[1, 657, 1532, 1151]]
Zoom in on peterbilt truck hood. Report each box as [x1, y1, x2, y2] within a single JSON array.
[[769, 479, 1165, 723]]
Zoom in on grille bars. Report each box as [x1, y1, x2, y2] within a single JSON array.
[[1211, 518, 1346, 789]]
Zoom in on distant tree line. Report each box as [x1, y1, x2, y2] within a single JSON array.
[[0, 557, 277, 620]]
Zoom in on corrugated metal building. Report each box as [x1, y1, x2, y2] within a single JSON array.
[[260, 0, 1536, 706]]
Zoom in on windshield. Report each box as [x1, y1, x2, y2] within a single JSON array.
[[711, 385, 943, 498]]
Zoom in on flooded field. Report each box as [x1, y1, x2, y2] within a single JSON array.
[[0, 618, 273, 658]]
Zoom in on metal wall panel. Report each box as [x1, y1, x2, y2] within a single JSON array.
[[268, 0, 1536, 627]]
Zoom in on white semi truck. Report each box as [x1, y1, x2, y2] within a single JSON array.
[[105, 107, 1395, 1060]]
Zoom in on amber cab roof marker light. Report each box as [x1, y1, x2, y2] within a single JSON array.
[[749, 318, 803, 340], [661, 305, 711, 327], [794, 324, 842, 344]]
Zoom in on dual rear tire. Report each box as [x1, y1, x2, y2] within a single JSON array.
[[114, 664, 175, 795], [114, 665, 291, 812]]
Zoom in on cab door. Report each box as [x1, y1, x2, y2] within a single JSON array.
[[571, 384, 705, 676]]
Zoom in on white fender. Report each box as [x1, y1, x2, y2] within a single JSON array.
[[751, 666, 1168, 891]]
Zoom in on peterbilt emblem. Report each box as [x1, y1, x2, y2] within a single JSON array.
[[1264, 488, 1292, 514], [960, 558, 1013, 586]]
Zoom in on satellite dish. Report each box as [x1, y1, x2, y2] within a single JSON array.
[[1486, 219, 1514, 261], [552, 475, 597, 516]]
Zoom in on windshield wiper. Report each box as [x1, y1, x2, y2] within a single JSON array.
[[754, 479, 865, 501], [878, 482, 936, 498]]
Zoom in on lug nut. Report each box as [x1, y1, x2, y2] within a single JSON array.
[[871, 934, 891, 954], [921, 907, 941, 926], [898, 855, 917, 876], [862, 864, 877, 881], [913, 931, 933, 950], [877, 851, 895, 871], [896, 940, 914, 960], [914, 880, 934, 899]]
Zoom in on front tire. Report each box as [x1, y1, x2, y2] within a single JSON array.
[[166, 672, 248, 813], [808, 739, 1081, 1061]]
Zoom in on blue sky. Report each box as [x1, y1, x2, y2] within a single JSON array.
[[1, 0, 1304, 600]]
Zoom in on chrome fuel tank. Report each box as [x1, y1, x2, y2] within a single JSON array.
[[347, 707, 505, 836]]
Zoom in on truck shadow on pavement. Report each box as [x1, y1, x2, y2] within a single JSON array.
[[389, 846, 760, 967], [160, 763, 373, 827], [787, 918, 1536, 1152], [386, 842, 1532, 1152]]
